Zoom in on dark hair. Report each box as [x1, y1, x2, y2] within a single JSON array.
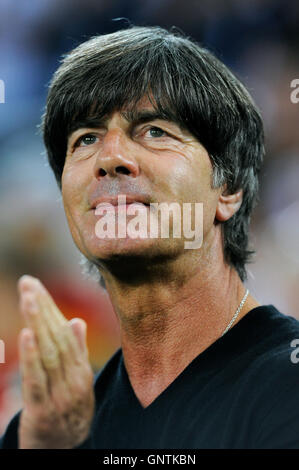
[[42, 25, 264, 281]]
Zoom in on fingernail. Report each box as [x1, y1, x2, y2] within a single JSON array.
[[70, 318, 86, 328], [70, 318, 87, 337], [18, 275, 35, 292]]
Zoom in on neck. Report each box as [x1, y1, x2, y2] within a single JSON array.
[[99, 229, 259, 407]]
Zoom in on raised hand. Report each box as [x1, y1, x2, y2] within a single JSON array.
[[17, 275, 95, 449]]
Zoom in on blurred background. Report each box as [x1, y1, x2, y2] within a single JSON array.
[[0, 0, 299, 434]]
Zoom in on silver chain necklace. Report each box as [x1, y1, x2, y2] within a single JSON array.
[[221, 288, 249, 337]]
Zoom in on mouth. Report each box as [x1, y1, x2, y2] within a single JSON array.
[[91, 194, 151, 212]]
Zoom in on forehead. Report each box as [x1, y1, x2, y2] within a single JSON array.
[[118, 93, 170, 122], [119, 94, 160, 122], [119, 95, 177, 125], [124, 94, 155, 112], [120, 93, 151, 109]]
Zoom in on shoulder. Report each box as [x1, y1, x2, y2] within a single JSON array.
[[244, 304, 299, 334], [238, 306, 299, 445], [211, 305, 299, 422], [232, 304, 299, 356], [215, 305, 299, 448], [231, 304, 299, 380]]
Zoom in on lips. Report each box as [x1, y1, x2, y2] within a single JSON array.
[[95, 203, 149, 217], [91, 194, 150, 211]]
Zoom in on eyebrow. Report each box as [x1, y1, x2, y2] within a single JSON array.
[[68, 117, 106, 138], [68, 109, 182, 139]]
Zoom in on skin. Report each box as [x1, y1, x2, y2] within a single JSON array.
[[18, 96, 259, 448]]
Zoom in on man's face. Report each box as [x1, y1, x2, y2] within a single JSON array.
[[61, 97, 222, 266]]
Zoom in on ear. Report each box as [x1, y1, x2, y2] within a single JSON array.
[[215, 186, 243, 222]]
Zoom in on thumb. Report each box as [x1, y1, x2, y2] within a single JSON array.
[[69, 318, 87, 353]]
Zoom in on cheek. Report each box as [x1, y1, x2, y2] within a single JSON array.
[[61, 160, 89, 212], [61, 162, 97, 255], [61, 162, 91, 243], [171, 151, 220, 230], [168, 154, 214, 202], [144, 153, 195, 201], [187, 150, 216, 202]]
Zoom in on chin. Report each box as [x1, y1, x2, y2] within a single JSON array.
[[82, 234, 183, 262], [90, 236, 157, 258]]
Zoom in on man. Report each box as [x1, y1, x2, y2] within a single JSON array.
[[1, 25, 299, 449]]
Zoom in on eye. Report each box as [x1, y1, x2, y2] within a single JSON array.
[[75, 134, 98, 147], [148, 127, 167, 138]]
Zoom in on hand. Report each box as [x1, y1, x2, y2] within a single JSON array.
[[17, 275, 95, 449]]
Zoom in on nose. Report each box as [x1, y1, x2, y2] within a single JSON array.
[[93, 129, 140, 179]]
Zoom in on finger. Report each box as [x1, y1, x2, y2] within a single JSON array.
[[69, 318, 89, 358], [19, 291, 65, 379], [19, 298, 74, 410], [18, 274, 92, 407], [19, 276, 84, 366], [19, 328, 73, 441], [19, 328, 49, 406], [18, 275, 66, 327], [35, 280, 85, 358]]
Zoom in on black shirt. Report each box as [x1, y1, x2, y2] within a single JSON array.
[[2, 305, 299, 449]]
